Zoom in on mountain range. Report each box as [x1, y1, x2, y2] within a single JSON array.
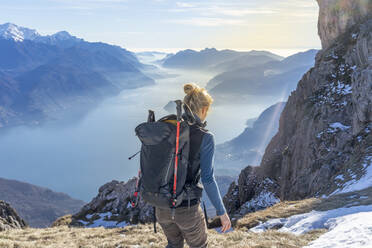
[[160, 47, 283, 72], [0, 23, 154, 128]]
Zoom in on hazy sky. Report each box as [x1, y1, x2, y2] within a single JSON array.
[[0, 0, 321, 54]]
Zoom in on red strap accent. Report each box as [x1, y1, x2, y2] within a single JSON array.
[[135, 170, 141, 188], [173, 121, 181, 198], [131, 169, 141, 208]]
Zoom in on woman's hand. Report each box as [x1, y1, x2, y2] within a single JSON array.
[[219, 212, 231, 232]]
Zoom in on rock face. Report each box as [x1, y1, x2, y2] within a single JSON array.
[[0, 200, 27, 231], [71, 179, 153, 227], [317, 0, 372, 49], [0, 177, 85, 227], [224, 0, 372, 216], [224, 166, 280, 216]]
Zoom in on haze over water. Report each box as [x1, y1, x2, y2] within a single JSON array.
[[0, 57, 281, 202]]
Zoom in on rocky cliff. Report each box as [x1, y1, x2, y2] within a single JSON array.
[[317, 0, 372, 49], [224, 0, 372, 216], [0, 200, 27, 231], [71, 179, 153, 227]]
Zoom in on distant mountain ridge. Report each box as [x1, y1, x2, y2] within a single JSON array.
[[0, 177, 85, 227], [0, 23, 154, 128], [160, 47, 283, 72], [207, 49, 318, 99]]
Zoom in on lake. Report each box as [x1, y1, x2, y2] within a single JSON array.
[[0, 60, 280, 202]]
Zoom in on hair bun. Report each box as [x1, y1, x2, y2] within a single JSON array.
[[184, 83, 198, 95]]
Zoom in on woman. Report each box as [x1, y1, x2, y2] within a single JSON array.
[[156, 83, 231, 248]]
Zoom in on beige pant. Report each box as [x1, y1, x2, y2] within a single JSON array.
[[155, 203, 208, 248]]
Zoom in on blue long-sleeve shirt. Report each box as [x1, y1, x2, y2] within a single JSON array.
[[199, 131, 227, 216]]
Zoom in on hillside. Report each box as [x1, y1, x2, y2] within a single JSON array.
[[215, 102, 286, 176], [2, 187, 372, 247], [0, 177, 85, 227]]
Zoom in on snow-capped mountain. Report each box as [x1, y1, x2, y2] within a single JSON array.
[[0, 23, 40, 42], [0, 22, 83, 46], [34, 31, 84, 47]]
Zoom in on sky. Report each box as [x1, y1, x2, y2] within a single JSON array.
[[0, 0, 321, 55]]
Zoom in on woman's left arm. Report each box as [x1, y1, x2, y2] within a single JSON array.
[[200, 132, 227, 216]]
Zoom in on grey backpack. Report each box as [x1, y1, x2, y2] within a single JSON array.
[[131, 100, 199, 213]]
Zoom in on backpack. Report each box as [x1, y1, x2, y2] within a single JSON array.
[[130, 100, 199, 213]]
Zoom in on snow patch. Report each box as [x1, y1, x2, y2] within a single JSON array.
[[0, 23, 40, 42], [335, 174, 344, 181], [80, 212, 129, 228], [239, 190, 279, 214], [328, 122, 351, 133], [305, 211, 372, 248], [251, 204, 372, 248], [332, 155, 372, 195]]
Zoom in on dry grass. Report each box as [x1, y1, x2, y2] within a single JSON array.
[[51, 214, 73, 227], [0, 224, 326, 248], [314, 187, 372, 211], [2, 187, 371, 248]]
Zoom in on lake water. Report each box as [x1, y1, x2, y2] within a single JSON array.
[[0, 59, 281, 202]]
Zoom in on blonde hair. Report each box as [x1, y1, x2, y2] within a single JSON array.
[[183, 83, 213, 116]]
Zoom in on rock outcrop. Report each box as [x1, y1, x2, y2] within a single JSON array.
[[224, 0, 372, 216], [71, 178, 153, 227], [0, 200, 27, 231]]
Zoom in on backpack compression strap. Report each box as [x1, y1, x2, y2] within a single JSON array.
[[171, 100, 183, 219], [130, 110, 155, 208]]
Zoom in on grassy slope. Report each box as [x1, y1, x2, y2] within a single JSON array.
[[1, 187, 371, 248]]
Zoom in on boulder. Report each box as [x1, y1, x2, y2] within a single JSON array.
[[71, 178, 153, 227], [0, 200, 27, 231]]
